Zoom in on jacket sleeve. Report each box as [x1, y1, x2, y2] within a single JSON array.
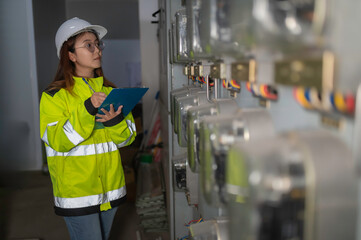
[[103, 112, 137, 148], [39, 91, 96, 152]]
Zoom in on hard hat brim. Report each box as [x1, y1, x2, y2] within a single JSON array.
[[69, 25, 108, 41]]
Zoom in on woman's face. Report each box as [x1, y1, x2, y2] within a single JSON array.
[[68, 31, 102, 77]]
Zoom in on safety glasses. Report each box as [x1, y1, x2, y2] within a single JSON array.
[[72, 41, 105, 53]]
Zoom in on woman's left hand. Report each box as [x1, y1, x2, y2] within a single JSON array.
[[96, 104, 123, 122]]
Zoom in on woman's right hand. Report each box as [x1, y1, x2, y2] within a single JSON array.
[[90, 92, 107, 108]]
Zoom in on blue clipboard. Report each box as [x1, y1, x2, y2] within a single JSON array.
[[98, 87, 149, 116]]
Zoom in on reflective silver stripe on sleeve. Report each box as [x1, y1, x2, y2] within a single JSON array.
[[116, 120, 136, 148], [54, 186, 127, 208], [41, 121, 58, 145], [41, 120, 84, 146], [45, 142, 118, 157], [128, 120, 136, 133], [63, 120, 84, 145]]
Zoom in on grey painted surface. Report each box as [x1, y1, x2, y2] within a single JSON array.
[[102, 39, 141, 88]]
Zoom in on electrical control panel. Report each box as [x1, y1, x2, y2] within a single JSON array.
[[160, 1, 361, 240]]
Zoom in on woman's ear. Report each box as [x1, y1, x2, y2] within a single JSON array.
[[68, 51, 76, 63]]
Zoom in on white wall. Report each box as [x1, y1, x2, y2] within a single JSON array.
[[138, 0, 160, 133], [0, 0, 42, 171]]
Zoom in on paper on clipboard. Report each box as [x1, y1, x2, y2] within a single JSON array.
[[98, 87, 149, 116]]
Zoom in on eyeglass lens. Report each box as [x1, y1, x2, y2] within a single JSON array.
[[86, 41, 105, 52]]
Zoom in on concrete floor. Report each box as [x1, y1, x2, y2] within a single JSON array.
[[2, 171, 169, 240]]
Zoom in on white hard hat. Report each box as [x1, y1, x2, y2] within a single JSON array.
[[55, 17, 107, 58]]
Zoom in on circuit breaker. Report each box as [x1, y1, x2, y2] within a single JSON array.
[[162, 1, 361, 240]]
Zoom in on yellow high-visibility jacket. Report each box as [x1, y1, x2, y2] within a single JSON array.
[[39, 76, 136, 216]]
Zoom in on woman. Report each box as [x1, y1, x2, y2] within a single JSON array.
[[39, 17, 136, 240]]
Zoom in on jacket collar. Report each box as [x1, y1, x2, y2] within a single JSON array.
[[73, 76, 104, 93]]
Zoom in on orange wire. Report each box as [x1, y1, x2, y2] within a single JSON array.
[[246, 82, 252, 92], [295, 87, 312, 109], [230, 79, 240, 89]]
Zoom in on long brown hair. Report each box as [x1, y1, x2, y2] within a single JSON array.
[[46, 31, 116, 94]]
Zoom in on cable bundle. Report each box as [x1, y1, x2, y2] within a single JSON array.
[[293, 87, 355, 115], [246, 82, 278, 100], [222, 79, 241, 92]]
